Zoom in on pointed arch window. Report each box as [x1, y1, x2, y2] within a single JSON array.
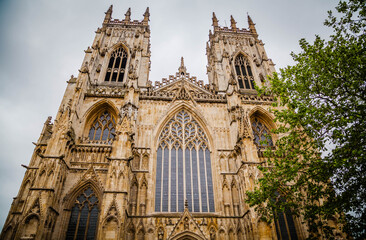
[[66, 187, 99, 240], [155, 110, 215, 213], [274, 193, 299, 240], [275, 209, 299, 240], [88, 111, 116, 143], [105, 47, 128, 83], [251, 117, 273, 149], [234, 54, 255, 89]]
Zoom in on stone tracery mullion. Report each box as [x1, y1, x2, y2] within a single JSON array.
[[88, 111, 116, 143], [156, 110, 214, 212]]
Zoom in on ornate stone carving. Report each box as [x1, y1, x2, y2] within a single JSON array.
[[96, 64, 101, 73], [120, 102, 138, 122], [79, 61, 89, 73], [228, 106, 251, 139], [85, 85, 126, 98], [140, 64, 226, 103], [240, 94, 274, 105], [84, 47, 92, 53]]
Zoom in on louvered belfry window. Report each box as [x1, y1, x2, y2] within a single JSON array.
[[234, 54, 255, 89], [88, 111, 116, 143], [252, 117, 273, 149], [155, 110, 215, 213], [66, 187, 99, 240], [104, 47, 128, 82]]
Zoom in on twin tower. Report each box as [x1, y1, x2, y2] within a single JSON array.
[[1, 6, 303, 240]]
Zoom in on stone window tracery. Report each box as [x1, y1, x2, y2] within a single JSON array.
[[155, 110, 215, 212], [251, 117, 273, 149], [234, 54, 255, 89], [66, 187, 99, 240], [105, 47, 128, 83], [88, 111, 116, 143]]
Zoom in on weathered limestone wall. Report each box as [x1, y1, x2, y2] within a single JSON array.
[[0, 7, 308, 240]]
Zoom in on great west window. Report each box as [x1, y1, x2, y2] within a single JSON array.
[[155, 110, 215, 212]]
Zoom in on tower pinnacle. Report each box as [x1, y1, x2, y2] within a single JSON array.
[[212, 12, 218, 27], [124, 7, 131, 22], [230, 15, 237, 30], [103, 5, 113, 24], [248, 14, 257, 36], [178, 57, 187, 75], [143, 7, 150, 24]]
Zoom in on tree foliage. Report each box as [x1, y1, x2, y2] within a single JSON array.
[[247, 0, 366, 239]]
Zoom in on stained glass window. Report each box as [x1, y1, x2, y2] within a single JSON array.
[[234, 54, 255, 89], [66, 187, 99, 240], [105, 47, 128, 83], [88, 111, 116, 143], [251, 117, 273, 149], [155, 110, 215, 212]]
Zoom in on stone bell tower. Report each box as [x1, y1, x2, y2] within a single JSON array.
[[206, 13, 275, 93], [0, 6, 151, 240]]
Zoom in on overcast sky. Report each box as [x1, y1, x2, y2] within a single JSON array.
[[0, 0, 337, 228]]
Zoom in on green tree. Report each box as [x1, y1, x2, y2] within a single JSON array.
[[246, 0, 365, 239]]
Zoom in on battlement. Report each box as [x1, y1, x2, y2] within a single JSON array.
[[108, 19, 144, 26], [214, 26, 251, 34], [211, 13, 257, 37], [103, 5, 149, 27]]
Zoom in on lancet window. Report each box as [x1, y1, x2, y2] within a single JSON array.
[[274, 193, 299, 240], [251, 117, 273, 150], [155, 110, 215, 213], [234, 54, 255, 89], [66, 187, 99, 240], [104, 47, 128, 83], [88, 111, 116, 143]]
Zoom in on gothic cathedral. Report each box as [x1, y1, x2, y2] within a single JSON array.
[[1, 6, 306, 240]]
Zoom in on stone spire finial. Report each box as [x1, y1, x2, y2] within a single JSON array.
[[230, 15, 237, 30], [248, 14, 257, 36], [184, 199, 188, 209], [103, 5, 113, 24], [124, 7, 131, 22], [212, 12, 218, 27], [178, 57, 187, 75], [143, 7, 150, 24]]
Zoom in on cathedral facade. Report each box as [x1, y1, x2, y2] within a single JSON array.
[[1, 6, 306, 240]]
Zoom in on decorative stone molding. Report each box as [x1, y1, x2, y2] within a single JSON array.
[[240, 94, 274, 105], [120, 102, 138, 123], [85, 85, 126, 98]]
